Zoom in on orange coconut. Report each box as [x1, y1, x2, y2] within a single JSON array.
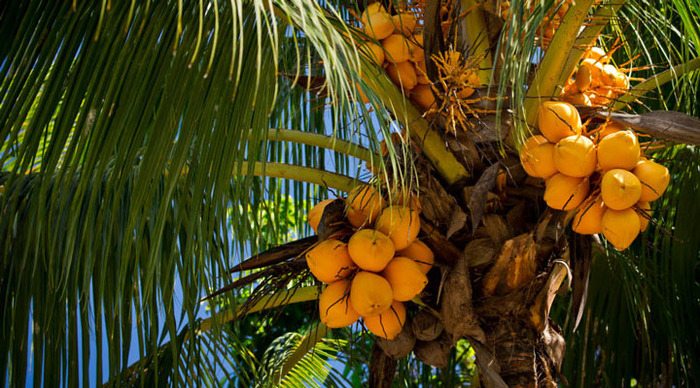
[[386, 61, 418, 91], [601, 64, 619, 86], [565, 92, 592, 107], [637, 201, 652, 232], [572, 197, 606, 234], [584, 46, 610, 63], [308, 198, 335, 233], [382, 34, 411, 63], [537, 101, 583, 143], [382, 257, 428, 301], [346, 185, 385, 227], [601, 208, 640, 250], [519, 135, 557, 179], [363, 301, 406, 339], [612, 70, 629, 90], [601, 169, 642, 210], [411, 84, 435, 110], [544, 173, 589, 210], [409, 33, 424, 62], [633, 160, 670, 202], [319, 280, 360, 328], [392, 12, 417, 35], [415, 61, 430, 84], [397, 240, 434, 273], [553, 135, 597, 177], [575, 65, 593, 92], [361, 9, 394, 40], [348, 229, 396, 272], [350, 271, 394, 317], [597, 121, 624, 139], [579, 59, 605, 87], [359, 41, 385, 66], [375, 206, 421, 250], [597, 130, 640, 170], [306, 239, 357, 283]]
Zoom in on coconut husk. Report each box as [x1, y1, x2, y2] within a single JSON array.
[[411, 310, 444, 342], [440, 252, 485, 343], [464, 237, 497, 267], [376, 324, 416, 359], [413, 333, 452, 369]]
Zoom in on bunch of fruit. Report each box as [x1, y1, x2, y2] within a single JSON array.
[[561, 46, 630, 107], [306, 186, 434, 339], [520, 101, 670, 250], [356, 3, 436, 110]]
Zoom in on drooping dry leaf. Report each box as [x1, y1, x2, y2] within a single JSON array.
[[529, 250, 571, 332], [468, 164, 501, 231], [570, 234, 592, 331], [440, 253, 486, 343], [482, 233, 537, 297]]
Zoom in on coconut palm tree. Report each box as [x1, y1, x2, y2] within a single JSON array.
[[1, 0, 699, 386]]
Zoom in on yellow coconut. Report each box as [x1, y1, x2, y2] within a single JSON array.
[[544, 173, 589, 210], [382, 257, 428, 301], [306, 239, 357, 283], [362, 11, 395, 41], [415, 61, 430, 84], [579, 59, 605, 87], [597, 121, 624, 139], [519, 135, 557, 179], [375, 206, 421, 250], [456, 71, 481, 99], [348, 229, 396, 272], [308, 198, 335, 233], [565, 92, 592, 107], [572, 197, 606, 235], [633, 160, 670, 202], [363, 301, 406, 340], [363, 3, 386, 15], [346, 185, 385, 227], [584, 46, 610, 63], [612, 70, 629, 90], [386, 61, 418, 91], [597, 130, 640, 170], [382, 34, 411, 63], [350, 271, 394, 317], [601, 64, 619, 86], [637, 201, 652, 232], [319, 280, 360, 328], [601, 208, 640, 250], [411, 84, 435, 110], [397, 240, 434, 273], [409, 33, 424, 62], [537, 101, 583, 143], [553, 135, 597, 177], [359, 41, 385, 66], [392, 12, 417, 36], [575, 65, 592, 92], [601, 169, 642, 210]]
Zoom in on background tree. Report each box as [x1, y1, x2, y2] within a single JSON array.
[[0, 0, 698, 386]]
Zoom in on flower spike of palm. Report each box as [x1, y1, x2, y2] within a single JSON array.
[[1, 0, 699, 387]]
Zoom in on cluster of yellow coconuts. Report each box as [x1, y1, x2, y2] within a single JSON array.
[[520, 101, 670, 250], [561, 46, 630, 107], [306, 186, 434, 339], [356, 3, 436, 110]]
